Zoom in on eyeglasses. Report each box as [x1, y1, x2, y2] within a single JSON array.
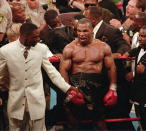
[[84, 3, 96, 9]]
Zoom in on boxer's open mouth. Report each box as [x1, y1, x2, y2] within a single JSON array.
[[80, 37, 87, 41]]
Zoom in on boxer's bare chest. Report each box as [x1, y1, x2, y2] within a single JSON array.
[[72, 44, 104, 63]]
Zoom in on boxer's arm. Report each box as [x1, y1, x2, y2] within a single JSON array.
[[59, 46, 73, 83], [104, 45, 117, 86], [103, 44, 117, 106]]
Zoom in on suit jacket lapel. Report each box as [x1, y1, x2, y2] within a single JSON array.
[[95, 22, 105, 39], [138, 52, 146, 65], [135, 47, 141, 65], [135, 47, 146, 66]]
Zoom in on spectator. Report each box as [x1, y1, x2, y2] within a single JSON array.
[[7, 24, 22, 43], [0, 22, 76, 131], [123, 25, 146, 131], [0, 0, 12, 47], [131, 12, 146, 49], [55, 0, 81, 13], [68, 0, 85, 11], [85, 6, 130, 56], [7, 2, 26, 42], [24, 0, 48, 28], [110, 0, 143, 39], [71, 0, 121, 20], [84, 1, 116, 23], [40, 9, 62, 41], [126, 12, 146, 85], [84, 0, 98, 10]]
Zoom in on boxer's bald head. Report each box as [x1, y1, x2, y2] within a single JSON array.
[[77, 18, 93, 29]]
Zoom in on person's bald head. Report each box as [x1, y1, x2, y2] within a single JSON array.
[[77, 18, 93, 29], [77, 18, 93, 45]]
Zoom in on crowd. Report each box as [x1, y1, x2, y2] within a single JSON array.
[[0, 0, 146, 131]]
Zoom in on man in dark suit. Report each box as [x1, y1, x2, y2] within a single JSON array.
[[124, 25, 146, 130], [85, 6, 130, 57], [85, 6, 135, 131]]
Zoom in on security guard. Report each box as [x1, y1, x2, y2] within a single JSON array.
[[24, 0, 51, 27], [0, 0, 12, 46]]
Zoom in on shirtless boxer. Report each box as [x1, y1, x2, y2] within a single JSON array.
[[59, 18, 117, 131]]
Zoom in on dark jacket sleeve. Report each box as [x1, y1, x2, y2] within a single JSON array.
[[109, 28, 130, 54], [102, 23, 130, 54], [128, 47, 140, 57]]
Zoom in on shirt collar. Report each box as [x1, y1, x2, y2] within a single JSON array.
[[18, 39, 26, 52], [142, 48, 146, 52], [137, 48, 146, 63], [93, 20, 103, 38]]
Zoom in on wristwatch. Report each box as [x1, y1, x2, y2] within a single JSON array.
[[120, 26, 127, 33]]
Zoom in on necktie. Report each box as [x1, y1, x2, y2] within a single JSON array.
[[23, 48, 28, 59]]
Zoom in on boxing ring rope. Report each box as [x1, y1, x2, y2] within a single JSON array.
[[48, 56, 140, 124], [55, 117, 141, 125], [105, 117, 140, 123], [48, 56, 136, 63]]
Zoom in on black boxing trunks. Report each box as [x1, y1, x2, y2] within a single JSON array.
[[68, 72, 108, 120]]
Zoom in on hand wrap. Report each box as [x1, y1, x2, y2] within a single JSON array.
[[103, 84, 117, 106]]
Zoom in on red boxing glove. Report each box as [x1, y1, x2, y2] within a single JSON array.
[[67, 90, 85, 105], [103, 84, 117, 106], [48, 56, 60, 63]]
